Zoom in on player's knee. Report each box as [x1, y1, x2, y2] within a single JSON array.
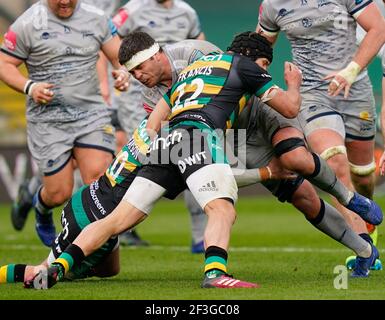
[[204, 199, 236, 225], [81, 157, 113, 184], [43, 186, 72, 206], [321, 150, 350, 180], [274, 138, 308, 171], [82, 169, 107, 185], [280, 148, 314, 175]]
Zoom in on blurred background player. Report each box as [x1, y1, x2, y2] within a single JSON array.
[[90, 0, 129, 152], [111, 0, 207, 249], [0, 0, 129, 247], [9, 0, 126, 245], [257, 0, 385, 269]]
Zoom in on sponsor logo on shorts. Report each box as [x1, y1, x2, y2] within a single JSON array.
[[178, 151, 207, 173], [199, 180, 219, 192], [360, 123, 373, 132], [104, 125, 114, 135], [90, 182, 107, 216], [47, 159, 58, 168], [359, 111, 370, 121]]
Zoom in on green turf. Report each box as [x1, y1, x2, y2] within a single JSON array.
[[0, 196, 384, 300]]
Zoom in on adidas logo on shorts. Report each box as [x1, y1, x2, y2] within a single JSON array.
[[199, 181, 219, 192]]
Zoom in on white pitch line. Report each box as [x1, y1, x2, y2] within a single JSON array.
[[2, 244, 385, 254]]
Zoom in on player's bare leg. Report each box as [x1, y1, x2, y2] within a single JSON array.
[[201, 199, 258, 288]]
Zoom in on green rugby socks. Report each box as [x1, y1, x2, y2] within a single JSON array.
[[204, 246, 228, 277], [0, 264, 27, 283]]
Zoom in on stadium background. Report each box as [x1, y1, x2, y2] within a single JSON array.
[[0, 0, 383, 202]]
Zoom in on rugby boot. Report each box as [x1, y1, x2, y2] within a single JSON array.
[[201, 273, 259, 288], [351, 240, 380, 278], [346, 192, 383, 225], [24, 263, 64, 289], [191, 240, 205, 254], [11, 179, 33, 231], [346, 255, 382, 271]]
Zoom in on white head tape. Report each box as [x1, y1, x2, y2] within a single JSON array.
[[124, 43, 160, 71]]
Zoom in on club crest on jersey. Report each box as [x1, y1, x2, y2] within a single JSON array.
[[302, 18, 313, 28], [40, 31, 59, 40], [278, 8, 294, 17]]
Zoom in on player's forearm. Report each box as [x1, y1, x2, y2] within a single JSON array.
[[146, 98, 171, 138], [96, 51, 109, 86], [0, 60, 29, 94], [102, 36, 123, 70], [353, 27, 385, 70], [232, 167, 271, 187], [285, 87, 301, 117]]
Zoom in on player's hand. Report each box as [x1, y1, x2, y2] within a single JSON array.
[[284, 62, 302, 90], [324, 61, 361, 99], [112, 68, 129, 92], [30, 82, 54, 105], [379, 151, 385, 176], [324, 72, 350, 98], [266, 156, 297, 180]]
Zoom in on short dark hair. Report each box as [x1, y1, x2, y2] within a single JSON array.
[[119, 31, 157, 65], [227, 31, 273, 63]]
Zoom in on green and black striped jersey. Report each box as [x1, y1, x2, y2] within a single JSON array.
[[82, 116, 150, 219], [164, 52, 275, 130]]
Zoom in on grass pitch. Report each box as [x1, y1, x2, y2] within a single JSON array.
[[0, 195, 384, 300]]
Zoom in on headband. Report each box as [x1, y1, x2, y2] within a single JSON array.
[[124, 43, 160, 71]]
